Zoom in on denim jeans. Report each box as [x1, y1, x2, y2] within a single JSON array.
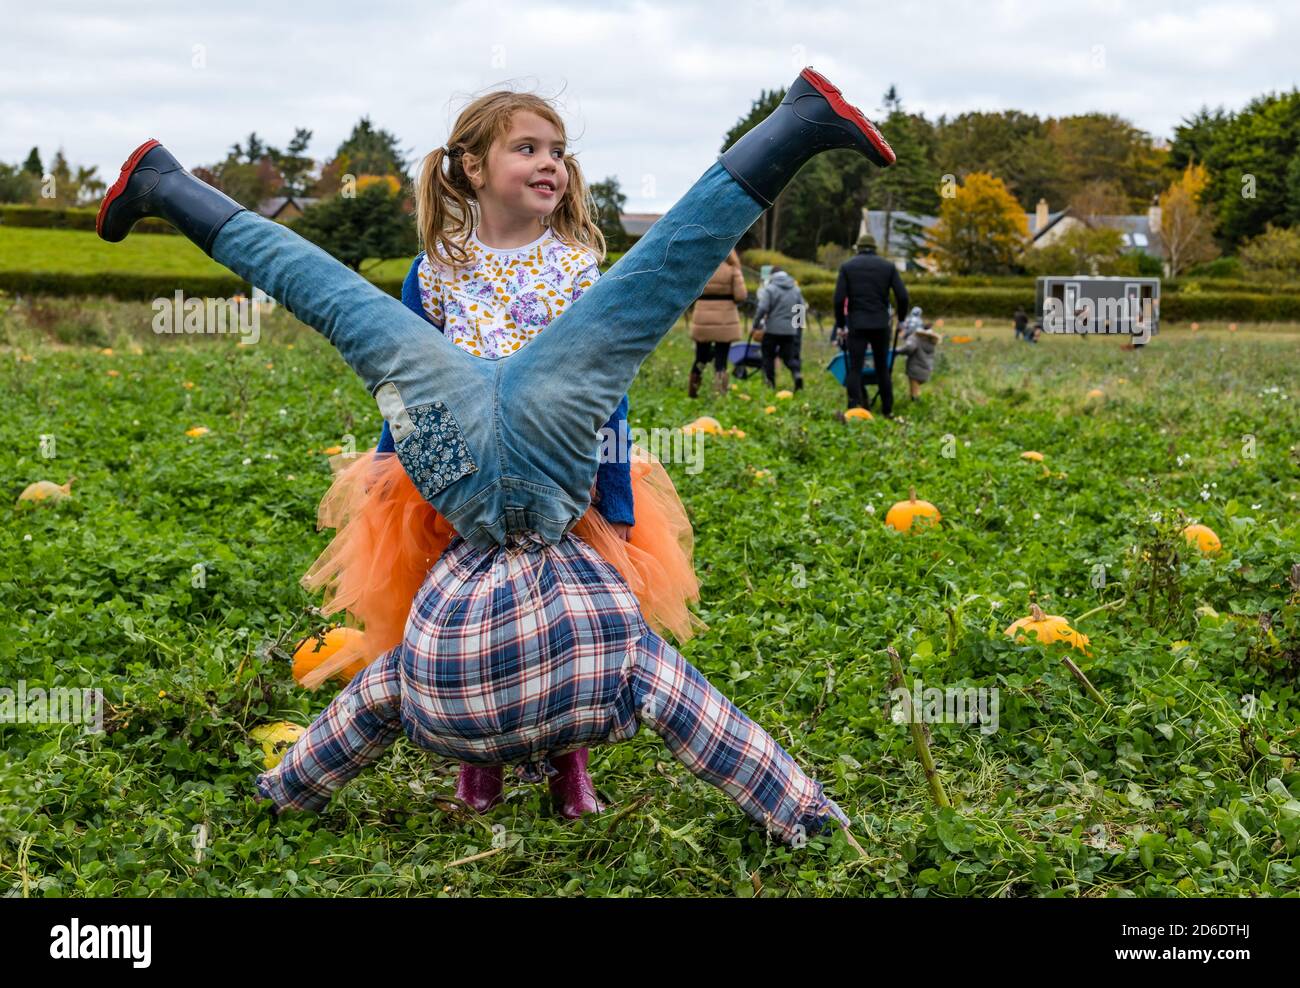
[[212, 160, 763, 548]]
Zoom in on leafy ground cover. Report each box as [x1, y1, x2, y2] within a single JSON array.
[[2, 298, 1298, 897]]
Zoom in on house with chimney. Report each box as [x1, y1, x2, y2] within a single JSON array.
[[858, 198, 1165, 272]]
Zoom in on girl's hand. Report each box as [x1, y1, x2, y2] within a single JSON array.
[[611, 523, 631, 541]]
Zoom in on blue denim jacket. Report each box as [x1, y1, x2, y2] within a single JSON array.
[[374, 255, 635, 527], [211, 160, 761, 550]]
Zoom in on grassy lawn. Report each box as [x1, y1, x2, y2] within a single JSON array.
[[2, 298, 1299, 896]]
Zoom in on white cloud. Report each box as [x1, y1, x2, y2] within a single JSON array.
[[0, 0, 1295, 211]]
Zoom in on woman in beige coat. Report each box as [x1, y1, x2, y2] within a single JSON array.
[[686, 249, 747, 397]]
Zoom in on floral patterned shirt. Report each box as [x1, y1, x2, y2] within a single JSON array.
[[416, 227, 601, 359]]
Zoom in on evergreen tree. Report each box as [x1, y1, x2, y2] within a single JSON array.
[[22, 147, 42, 176]]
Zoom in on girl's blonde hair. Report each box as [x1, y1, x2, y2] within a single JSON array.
[[416, 90, 606, 271]]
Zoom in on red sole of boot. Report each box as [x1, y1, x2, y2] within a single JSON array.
[[799, 68, 896, 166], [96, 138, 161, 238]]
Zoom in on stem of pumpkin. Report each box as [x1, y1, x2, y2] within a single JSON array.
[[887, 647, 951, 809], [909, 486, 917, 504], [1029, 602, 1047, 622]]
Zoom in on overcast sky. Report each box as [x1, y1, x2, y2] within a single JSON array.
[[2, 0, 1295, 212]]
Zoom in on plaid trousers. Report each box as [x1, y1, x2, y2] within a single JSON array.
[[258, 534, 848, 843]]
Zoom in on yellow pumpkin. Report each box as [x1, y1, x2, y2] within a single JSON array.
[[885, 487, 941, 533], [18, 477, 74, 504], [764, 405, 777, 414], [321, 445, 344, 456], [292, 627, 368, 686], [776, 390, 794, 400], [1086, 388, 1105, 400], [1004, 603, 1091, 655], [1020, 451, 1044, 462], [843, 407, 873, 421], [1182, 523, 1221, 555], [682, 416, 724, 436], [249, 722, 306, 769], [185, 426, 210, 437]]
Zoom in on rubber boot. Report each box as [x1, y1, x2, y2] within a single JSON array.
[[547, 749, 604, 819], [97, 140, 243, 254], [688, 365, 702, 398], [455, 763, 504, 813], [718, 67, 895, 209]]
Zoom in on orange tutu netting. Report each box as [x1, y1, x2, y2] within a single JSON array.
[[297, 446, 706, 689]]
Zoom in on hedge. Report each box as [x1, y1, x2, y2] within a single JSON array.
[[800, 283, 1300, 322], [0, 204, 177, 235], [0, 270, 405, 302]]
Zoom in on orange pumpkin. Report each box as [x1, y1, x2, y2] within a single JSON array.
[[1182, 523, 1221, 555], [843, 407, 873, 421], [292, 627, 368, 685], [1020, 451, 1044, 462], [885, 487, 941, 533], [1004, 603, 1091, 655]]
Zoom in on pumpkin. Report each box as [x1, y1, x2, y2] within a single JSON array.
[[682, 416, 724, 436], [18, 477, 74, 504], [974, 319, 984, 328], [185, 426, 210, 437], [292, 627, 368, 686], [249, 722, 306, 769], [1004, 603, 1091, 655], [776, 390, 794, 400], [764, 405, 777, 414], [949, 335, 973, 343], [1182, 523, 1221, 555], [885, 487, 941, 533], [321, 445, 343, 455], [1086, 388, 1105, 399], [843, 407, 873, 421], [1020, 451, 1044, 462]]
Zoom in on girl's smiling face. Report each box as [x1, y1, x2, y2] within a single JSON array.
[[465, 110, 569, 222]]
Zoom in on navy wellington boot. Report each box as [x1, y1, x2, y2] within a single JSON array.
[[718, 67, 896, 209], [97, 139, 243, 254]]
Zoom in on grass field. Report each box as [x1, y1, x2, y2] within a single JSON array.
[[0, 226, 411, 281], [2, 297, 1299, 897]]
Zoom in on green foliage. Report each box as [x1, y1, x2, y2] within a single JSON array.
[[1239, 224, 1300, 283], [1021, 226, 1128, 277], [2, 303, 1298, 897], [588, 176, 631, 254], [290, 184, 418, 271]]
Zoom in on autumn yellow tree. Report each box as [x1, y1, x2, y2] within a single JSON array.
[[1159, 163, 1219, 276], [926, 172, 1029, 274]]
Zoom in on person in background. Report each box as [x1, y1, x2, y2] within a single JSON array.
[[833, 233, 908, 419], [687, 249, 747, 397], [897, 319, 941, 401], [753, 265, 805, 390], [1014, 305, 1029, 341]]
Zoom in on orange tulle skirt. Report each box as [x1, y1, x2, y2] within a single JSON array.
[[296, 447, 706, 690]]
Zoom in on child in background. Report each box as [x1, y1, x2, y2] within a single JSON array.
[[897, 318, 941, 401]]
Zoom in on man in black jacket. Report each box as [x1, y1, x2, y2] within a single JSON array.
[[833, 234, 908, 418]]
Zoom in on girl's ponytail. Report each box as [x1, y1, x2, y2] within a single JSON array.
[[416, 144, 476, 271]]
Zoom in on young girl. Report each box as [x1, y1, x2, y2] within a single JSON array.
[[97, 66, 896, 844], [300, 92, 704, 819]]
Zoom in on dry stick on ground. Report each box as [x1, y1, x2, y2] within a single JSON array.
[[1060, 655, 1108, 707], [887, 647, 951, 809]]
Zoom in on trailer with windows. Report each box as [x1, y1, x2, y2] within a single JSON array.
[[1035, 275, 1160, 339]]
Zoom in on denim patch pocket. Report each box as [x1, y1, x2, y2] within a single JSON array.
[[394, 401, 478, 498]]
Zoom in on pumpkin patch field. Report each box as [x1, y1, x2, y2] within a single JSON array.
[[3, 297, 1299, 897]]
